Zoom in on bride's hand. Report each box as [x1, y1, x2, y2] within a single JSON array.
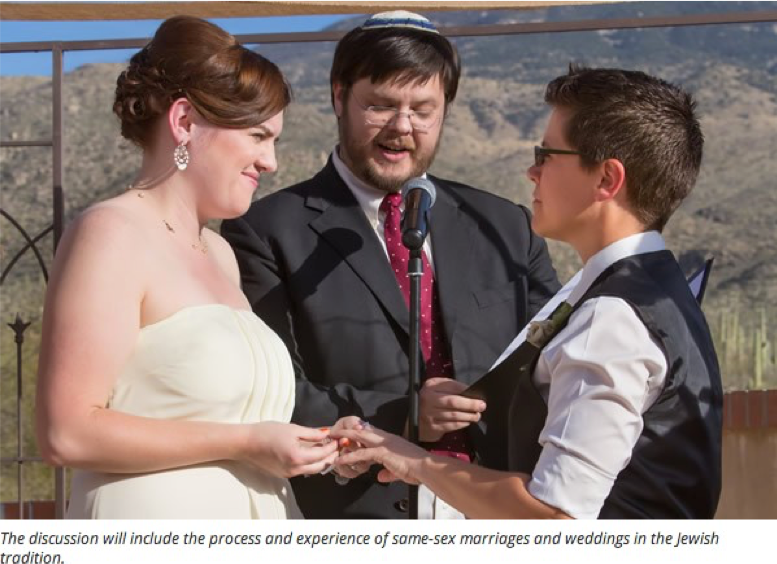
[[240, 422, 339, 479], [332, 426, 427, 485]]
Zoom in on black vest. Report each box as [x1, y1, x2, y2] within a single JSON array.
[[508, 251, 723, 518]]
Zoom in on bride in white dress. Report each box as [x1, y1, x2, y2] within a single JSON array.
[[35, 16, 339, 519]]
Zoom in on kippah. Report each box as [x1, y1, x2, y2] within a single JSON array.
[[361, 10, 439, 34]]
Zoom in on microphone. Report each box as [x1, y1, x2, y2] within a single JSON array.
[[401, 177, 437, 250]]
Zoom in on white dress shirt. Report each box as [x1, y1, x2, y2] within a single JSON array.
[[331, 148, 436, 273], [492, 231, 669, 519]]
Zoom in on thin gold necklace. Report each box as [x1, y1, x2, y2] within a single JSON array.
[[162, 219, 208, 254], [128, 187, 208, 254]]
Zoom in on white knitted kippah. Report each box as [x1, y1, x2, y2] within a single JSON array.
[[361, 10, 439, 34]]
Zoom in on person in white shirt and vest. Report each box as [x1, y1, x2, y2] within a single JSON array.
[[334, 65, 723, 519], [220, 11, 560, 519]]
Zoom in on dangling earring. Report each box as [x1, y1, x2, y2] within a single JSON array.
[[173, 142, 190, 171]]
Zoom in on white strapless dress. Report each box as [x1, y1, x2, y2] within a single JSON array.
[[67, 304, 302, 519]]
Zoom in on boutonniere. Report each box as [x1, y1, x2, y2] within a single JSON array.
[[526, 302, 573, 349]]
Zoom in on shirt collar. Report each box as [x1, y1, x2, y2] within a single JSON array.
[[331, 148, 387, 228], [331, 147, 428, 227], [567, 231, 667, 305]]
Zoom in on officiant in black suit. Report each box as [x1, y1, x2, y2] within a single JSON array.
[[221, 11, 560, 519]]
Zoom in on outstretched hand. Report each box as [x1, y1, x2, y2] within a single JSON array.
[[331, 426, 429, 485]]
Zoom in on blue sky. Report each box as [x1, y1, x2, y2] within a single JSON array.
[[0, 14, 357, 76]]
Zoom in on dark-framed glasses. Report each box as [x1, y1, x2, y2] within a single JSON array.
[[355, 100, 441, 131], [534, 146, 581, 167]]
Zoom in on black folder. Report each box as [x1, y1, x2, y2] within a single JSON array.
[[461, 300, 574, 404], [461, 339, 541, 403]]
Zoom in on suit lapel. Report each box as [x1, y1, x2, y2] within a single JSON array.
[[307, 162, 410, 335], [429, 180, 475, 347]]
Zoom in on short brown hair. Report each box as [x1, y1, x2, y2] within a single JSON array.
[[545, 65, 703, 231], [330, 25, 460, 109], [114, 16, 291, 148]]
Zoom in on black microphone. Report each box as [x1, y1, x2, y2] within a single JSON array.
[[401, 177, 437, 250]]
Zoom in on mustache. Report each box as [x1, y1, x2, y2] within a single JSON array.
[[375, 138, 415, 151]]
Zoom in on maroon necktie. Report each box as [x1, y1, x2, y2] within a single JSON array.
[[381, 192, 473, 461]]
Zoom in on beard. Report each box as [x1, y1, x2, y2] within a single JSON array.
[[338, 107, 442, 193]]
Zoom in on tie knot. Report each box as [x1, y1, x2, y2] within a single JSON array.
[[380, 192, 402, 213]]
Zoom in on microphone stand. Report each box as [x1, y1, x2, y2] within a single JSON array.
[[401, 178, 435, 520], [406, 247, 423, 520]]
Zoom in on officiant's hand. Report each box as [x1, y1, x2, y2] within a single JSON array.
[[418, 377, 486, 442], [334, 426, 426, 486]]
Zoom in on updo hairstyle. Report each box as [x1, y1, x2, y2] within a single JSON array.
[[114, 16, 291, 148]]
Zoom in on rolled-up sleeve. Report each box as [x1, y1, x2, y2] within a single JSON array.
[[528, 297, 667, 519]]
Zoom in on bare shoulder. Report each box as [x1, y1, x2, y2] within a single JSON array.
[[202, 227, 241, 284], [68, 197, 142, 244], [45, 195, 150, 322], [54, 196, 151, 274]]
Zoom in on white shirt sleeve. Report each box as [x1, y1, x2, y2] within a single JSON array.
[[527, 296, 668, 519]]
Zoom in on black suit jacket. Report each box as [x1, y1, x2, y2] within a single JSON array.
[[221, 159, 560, 518]]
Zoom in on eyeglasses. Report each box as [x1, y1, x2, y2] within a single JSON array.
[[534, 146, 581, 167], [353, 97, 441, 131]]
